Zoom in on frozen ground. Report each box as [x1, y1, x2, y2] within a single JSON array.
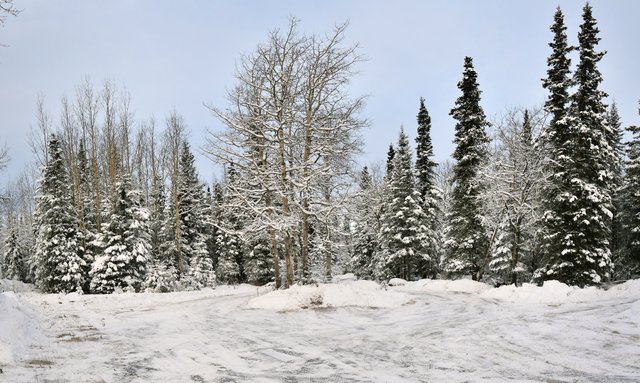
[[1, 278, 639, 383]]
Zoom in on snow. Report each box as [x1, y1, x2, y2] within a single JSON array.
[[1, 278, 639, 382], [0, 292, 44, 365], [246, 280, 411, 311]]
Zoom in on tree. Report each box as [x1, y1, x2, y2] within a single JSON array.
[[350, 166, 378, 279], [379, 128, 429, 280], [33, 134, 85, 293], [539, 4, 613, 286], [414, 98, 440, 277], [90, 176, 150, 293], [487, 109, 546, 285], [608, 102, 626, 274], [442, 57, 491, 280], [206, 20, 366, 288], [2, 220, 26, 281], [620, 110, 640, 277], [0, 0, 19, 27]]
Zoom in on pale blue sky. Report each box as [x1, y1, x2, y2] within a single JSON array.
[[1, 0, 639, 183]]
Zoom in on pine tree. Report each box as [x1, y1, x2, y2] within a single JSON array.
[[2, 221, 26, 281], [350, 166, 378, 279], [540, 4, 613, 286], [442, 57, 491, 280], [215, 229, 241, 284], [385, 144, 396, 179], [90, 176, 150, 293], [243, 234, 274, 285], [414, 98, 440, 277], [621, 116, 640, 277], [608, 103, 626, 274], [185, 233, 216, 290], [379, 128, 429, 280], [177, 141, 204, 268], [33, 134, 85, 293]]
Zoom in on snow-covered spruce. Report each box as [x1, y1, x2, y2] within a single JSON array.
[[442, 57, 491, 280], [378, 128, 430, 280], [89, 176, 150, 293], [33, 134, 86, 294], [538, 4, 614, 286]]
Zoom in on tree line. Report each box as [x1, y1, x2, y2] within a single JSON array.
[[1, 4, 639, 293]]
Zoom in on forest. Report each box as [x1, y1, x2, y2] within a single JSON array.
[[1, 3, 639, 294]]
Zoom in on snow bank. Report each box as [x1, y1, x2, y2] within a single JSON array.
[[246, 280, 411, 311], [481, 279, 640, 304], [396, 278, 640, 305], [0, 292, 43, 365], [0, 279, 36, 293], [401, 278, 491, 294]]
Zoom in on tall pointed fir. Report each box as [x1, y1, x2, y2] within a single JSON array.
[[90, 176, 151, 293], [350, 166, 379, 279], [538, 7, 574, 284], [215, 164, 242, 284], [2, 220, 27, 281], [621, 112, 640, 277], [540, 4, 613, 286], [607, 102, 626, 274], [33, 134, 85, 293], [415, 98, 440, 277], [379, 128, 429, 280], [442, 57, 490, 280]]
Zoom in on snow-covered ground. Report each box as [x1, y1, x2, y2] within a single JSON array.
[[1, 278, 639, 382]]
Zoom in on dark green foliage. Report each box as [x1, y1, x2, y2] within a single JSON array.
[[34, 134, 85, 293], [443, 57, 490, 280]]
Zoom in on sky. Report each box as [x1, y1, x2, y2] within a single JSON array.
[[1, 0, 639, 183]]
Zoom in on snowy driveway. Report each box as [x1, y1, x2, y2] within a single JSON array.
[[3, 283, 639, 382]]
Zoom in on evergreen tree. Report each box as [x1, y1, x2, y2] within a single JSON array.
[[177, 141, 204, 268], [621, 116, 640, 277], [608, 103, 626, 274], [185, 233, 216, 290], [2, 221, 26, 281], [350, 166, 378, 279], [243, 234, 274, 285], [90, 176, 150, 293], [215, 229, 241, 284], [442, 57, 491, 280], [414, 98, 440, 277], [538, 7, 575, 284], [33, 134, 85, 293], [379, 128, 429, 280], [541, 4, 613, 286], [385, 144, 396, 179]]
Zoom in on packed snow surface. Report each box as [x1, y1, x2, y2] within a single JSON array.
[[1, 278, 639, 382]]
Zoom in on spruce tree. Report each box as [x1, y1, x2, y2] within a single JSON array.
[[177, 141, 205, 270], [385, 144, 396, 178], [185, 233, 216, 290], [33, 134, 85, 293], [541, 4, 613, 286], [243, 235, 274, 285], [379, 128, 429, 280], [442, 57, 490, 280], [538, 7, 574, 284], [608, 103, 626, 273], [621, 116, 640, 277], [90, 176, 150, 293], [350, 166, 378, 279], [2, 222, 26, 281], [414, 98, 440, 277]]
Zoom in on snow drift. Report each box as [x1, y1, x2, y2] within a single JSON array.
[[0, 292, 43, 365], [246, 280, 412, 311]]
